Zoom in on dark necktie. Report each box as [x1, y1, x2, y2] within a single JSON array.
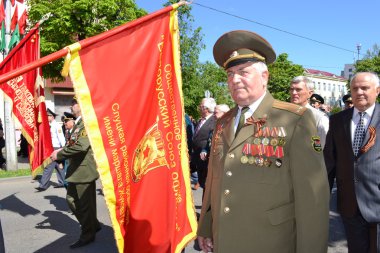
[[236, 107, 249, 136], [195, 118, 205, 135], [353, 111, 366, 156]]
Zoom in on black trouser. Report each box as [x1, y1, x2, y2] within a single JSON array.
[[66, 181, 100, 242], [342, 211, 378, 253]]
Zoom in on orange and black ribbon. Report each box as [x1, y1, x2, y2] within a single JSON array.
[[360, 126, 376, 154]]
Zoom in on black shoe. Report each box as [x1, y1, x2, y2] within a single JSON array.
[[69, 238, 94, 249], [35, 187, 46, 192], [53, 185, 64, 188]]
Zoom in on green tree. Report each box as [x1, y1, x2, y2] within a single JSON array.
[[169, 2, 205, 118], [355, 55, 380, 76], [28, 0, 147, 81], [267, 53, 304, 101], [363, 44, 380, 59]]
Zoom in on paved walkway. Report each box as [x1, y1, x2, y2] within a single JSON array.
[[0, 159, 347, 252]]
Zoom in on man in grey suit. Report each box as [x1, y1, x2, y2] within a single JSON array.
[[324, 72, 380, 253]]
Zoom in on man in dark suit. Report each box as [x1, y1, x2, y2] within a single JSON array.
[[191, 97, 217, 192], [197, 30, 329, 253], [324, 72, 380, 253], [51, 97, 100, 249]]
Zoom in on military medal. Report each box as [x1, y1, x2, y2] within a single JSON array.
[[241, 143, 250, 164], [256, 157, 264, 167], [270, 127, 278, 146], [264, 158, 272, 167], [248, 156, 255, 164], [278, 127, 287, 146], [262, 127, 270, 146], [253, 137, 261, 145]]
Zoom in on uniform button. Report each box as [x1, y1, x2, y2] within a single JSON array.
[[228, 153, 235, 158], [224, 207, 230, 213], [224, 189, 230, 195], [226, 171, 232, 177]]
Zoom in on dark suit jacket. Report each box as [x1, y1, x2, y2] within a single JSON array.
[[324, 104, 380, 222], [192, 115, 217, 154], [57, 118, 99, 183]]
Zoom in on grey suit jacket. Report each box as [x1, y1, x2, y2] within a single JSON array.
[[324, 103, 380, 222]]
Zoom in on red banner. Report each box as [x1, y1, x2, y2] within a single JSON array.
[[0, 23, 53, 177], [64, 4, 197, 253]]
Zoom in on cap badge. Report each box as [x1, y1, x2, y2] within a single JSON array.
[[230, 51, 239, 58]]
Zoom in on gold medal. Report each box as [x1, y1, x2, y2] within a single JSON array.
[[241, 155, 248, 164], [278, 137, 286, 146], [270, 138, 278, 146]]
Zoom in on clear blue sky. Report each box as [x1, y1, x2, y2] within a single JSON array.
[[135, 0, 379, 76]]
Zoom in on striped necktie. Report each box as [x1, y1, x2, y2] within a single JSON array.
[[353, 111, 366, 156]]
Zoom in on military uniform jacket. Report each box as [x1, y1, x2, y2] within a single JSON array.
[[324, 104, 380, 222], [197, 92, 329, 253], [57, 117, 99, 183]]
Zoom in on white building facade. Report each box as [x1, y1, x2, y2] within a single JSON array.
[[304, 68, 348, 108]]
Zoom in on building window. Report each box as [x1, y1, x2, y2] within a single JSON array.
[[323, 83, 326, 91]]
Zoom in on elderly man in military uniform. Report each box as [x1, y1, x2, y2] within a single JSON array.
[[290, 76, 329, 148], [197, 30, 329, 253], [35, 108, 66, 191], [51, 98, 101, 248]]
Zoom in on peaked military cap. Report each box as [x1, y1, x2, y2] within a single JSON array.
[[213, 30, 276, 69], [342, 94, 352, 103], [47, 108, 57, 117], [63, 112, 76, 122], [310, 94, 324, 104]]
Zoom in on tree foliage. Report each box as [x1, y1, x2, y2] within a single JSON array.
[[267, 53, 304, 102], [355, 55, 380, 76], [28, 0, 147, 81]]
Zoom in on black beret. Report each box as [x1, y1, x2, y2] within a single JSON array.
[[310, 94, 324, 104], [213, 30, 276, 68]]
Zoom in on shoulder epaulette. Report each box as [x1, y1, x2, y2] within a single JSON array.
[[273, 100, 307, 115]]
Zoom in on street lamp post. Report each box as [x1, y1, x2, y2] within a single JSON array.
[[356, 43, 362, 62]]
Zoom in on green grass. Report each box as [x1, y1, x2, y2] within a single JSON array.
[[0, 168, 32, 178]]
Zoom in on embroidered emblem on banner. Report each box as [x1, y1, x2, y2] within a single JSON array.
[[132, 121, 169, 182]]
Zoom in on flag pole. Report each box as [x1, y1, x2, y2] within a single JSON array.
[[4, 0, 16, 170], [0, 2, 189, 85]]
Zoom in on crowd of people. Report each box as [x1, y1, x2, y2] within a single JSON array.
[[4, 29, 379, 253]]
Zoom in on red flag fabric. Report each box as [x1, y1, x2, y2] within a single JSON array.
[[63, 4, 197, 253], [18, 8, 27, 35], [0, 0, 5, 24], [0, 23, 54, 178], [10, 4, 17, 32]]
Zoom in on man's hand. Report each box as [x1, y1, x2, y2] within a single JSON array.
[[197, 236, 213, 252], [50, 149, 62, 161], [200, 151, 208, 161]]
